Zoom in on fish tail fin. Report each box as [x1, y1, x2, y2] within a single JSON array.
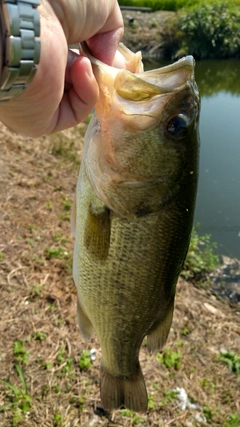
[[100, 363, 148, 412]]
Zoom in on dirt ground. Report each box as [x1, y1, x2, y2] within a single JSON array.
[[0, 119, 239, 427], [121, 10, 177, 57]]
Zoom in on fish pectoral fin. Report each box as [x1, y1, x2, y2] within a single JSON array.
[[84, 204, 111, 261], [147, 302, 174, 352], [77, 299, 94, 342], [100, 363, 148, 413]]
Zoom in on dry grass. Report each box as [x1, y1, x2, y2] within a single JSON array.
[[0, 121, 240, 427]]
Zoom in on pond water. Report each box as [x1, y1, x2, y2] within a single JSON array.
[[145, 58, 240, 260], [195, 60, 240, 260]]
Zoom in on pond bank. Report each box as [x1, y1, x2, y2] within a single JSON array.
[[121, 10, 177, 58]]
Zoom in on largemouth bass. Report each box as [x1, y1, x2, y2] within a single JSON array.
[[72, 44, 200, 412]]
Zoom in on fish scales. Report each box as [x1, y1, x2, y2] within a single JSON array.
[[72, 43, 200, 412]]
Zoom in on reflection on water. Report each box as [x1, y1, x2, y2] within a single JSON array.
[[144, 58, 240, 259], [195, 91, 240, 259], [195, 60, 240, 259]]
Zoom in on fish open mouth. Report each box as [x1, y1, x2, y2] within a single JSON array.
[[80, 42, 196, 98]]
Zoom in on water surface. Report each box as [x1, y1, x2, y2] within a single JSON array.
[[145, 58, 240, 259], [195, 60, 240, 259]]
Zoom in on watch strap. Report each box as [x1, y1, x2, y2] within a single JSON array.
[[0, 0, 41, 101]]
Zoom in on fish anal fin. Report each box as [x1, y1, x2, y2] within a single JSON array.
[[77, 299, 94, 342], [100, 363, 148, 413], [84, 203, 110, 261], [147, 303, 174, 352]]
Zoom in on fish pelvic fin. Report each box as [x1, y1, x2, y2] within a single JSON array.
[[147, 302, 174, 352], [100, 363, 148, 413], [77, 299, 94, 342]]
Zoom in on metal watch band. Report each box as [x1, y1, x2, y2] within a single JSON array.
[[0, 0, 41, 101]]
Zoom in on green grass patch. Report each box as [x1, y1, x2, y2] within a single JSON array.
[[224, 412, 240, 427], [118, 0, 240, 11], [220, 350, 240, 374], [0, 365, 32, 425], [44, 247, 69, 260], [79, 350, 91, 371], [156, 348, 182, 370], [31, 331, 47, 341], [13, 341, 29, 365], [182, 224, 219, 282]]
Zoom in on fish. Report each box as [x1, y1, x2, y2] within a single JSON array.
[[71, 43, 200, 412]]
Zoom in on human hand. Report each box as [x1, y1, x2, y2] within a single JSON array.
[[0, 0, 123, 137]]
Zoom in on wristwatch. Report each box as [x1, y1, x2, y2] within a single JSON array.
[[0, 0, 41, 101]]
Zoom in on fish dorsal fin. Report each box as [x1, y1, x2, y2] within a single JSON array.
[[84, 203, 111, 261]]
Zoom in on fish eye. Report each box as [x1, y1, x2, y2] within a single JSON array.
[[166, 114, 189, 140]]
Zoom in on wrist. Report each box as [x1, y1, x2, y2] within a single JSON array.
[[0, 0, 41, 102]]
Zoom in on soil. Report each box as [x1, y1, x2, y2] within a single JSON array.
[[0, 10, 240, 427], [121, 10, 177, 57]]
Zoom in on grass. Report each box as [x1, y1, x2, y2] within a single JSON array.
[[156, 348, 182, 370], [182, 224, 219, 282], [79, 350, 92, 371], [220, 350, 240, 375], [224, 413, 240, 427], [0, 365, 32, 425], [13, 341, 29, 365], [31, 331, 47, 341], [118, 0, 240, 11]]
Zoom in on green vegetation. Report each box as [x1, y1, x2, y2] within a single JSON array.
[[224, 413, 240, 427], [30, 283, 44, 298], [120, 408, 145, 424], [220, 350, 240, 374], [79, 350, 92, 371], [56, 347, 74, 376], [181, 224, 219, 282], [53, 412, 64, 426], [118, 0, 240, 12], [31, 331, 47, 341], [147, 394, 156, 410], [156, 348, 182, 370], [44, 247, 70, 260], [59, 195, 72, 211], [13, 341, 29, 365], [203, 405, 214, 423], [200, 378, 216, 395], [179, 3, 240, 59], [0, 365, 32, 425], [120, 0, 240, 60], [159, 389, 179, 407]]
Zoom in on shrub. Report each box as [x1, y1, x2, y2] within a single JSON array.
[[181, 225, 219, 281], [179, 3, 240, 59]]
